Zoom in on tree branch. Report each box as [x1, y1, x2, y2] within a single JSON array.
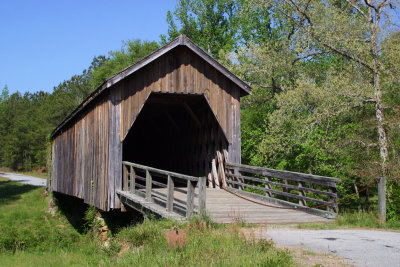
[[284, 0, 374, 72], [292, 51, 330, 65], [346, 0, 368, 19]]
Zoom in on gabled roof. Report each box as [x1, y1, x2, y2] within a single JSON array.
[[51, 35, 251, 139]]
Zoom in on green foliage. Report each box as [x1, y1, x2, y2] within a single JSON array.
[[89, 40, 159, 89], [83, 206, 100, 232], [0, 177, 81, 253], [297, 210, 400, 230], [161, 0, 240, 57], [0, 177, 294, 266]]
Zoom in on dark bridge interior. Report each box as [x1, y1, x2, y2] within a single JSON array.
[[122, 93, 228, 177]]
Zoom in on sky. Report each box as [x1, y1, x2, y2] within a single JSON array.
[[0, 0, 176, 95]]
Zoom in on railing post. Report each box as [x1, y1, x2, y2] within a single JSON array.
[[186, 180, 195, 219], [166, 175, 174, 212], [123, 163, 128, 191], [265, 176, 272, 197], [234, 167, 243, 190], [283, 179, 289, 201], [198, 176, 207, 218], [146, 170, 152, 202], [130, 166, 135, 194], [298, 182, 307, 206], [328, 187, 338, 213]]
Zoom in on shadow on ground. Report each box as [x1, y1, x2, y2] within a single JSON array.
[[0, 178, 37, 206], [53, 192, 144, 234]]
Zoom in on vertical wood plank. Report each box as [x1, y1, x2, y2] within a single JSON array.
[[298, 182, 307, 206], [186, 180, 195, 219], [166, 175, 174, 212], [265, 177, 272, 197], [198, 176, 207, 218], [130, 166, 135, 193], [123, 164, 128, 191], [146, 170, 152, 202]]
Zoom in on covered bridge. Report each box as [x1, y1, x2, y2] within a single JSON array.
[[51, 35, 250, 212]]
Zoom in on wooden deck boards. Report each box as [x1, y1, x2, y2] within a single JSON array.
[[119, 187, 331, 224]]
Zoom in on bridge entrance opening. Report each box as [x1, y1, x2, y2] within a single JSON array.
[[122, 93, 228, 178]]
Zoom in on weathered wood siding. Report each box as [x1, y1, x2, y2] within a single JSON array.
[[52, 92, 122, 210], [52, 46, 242, 211], [119, 46, 241, 160]]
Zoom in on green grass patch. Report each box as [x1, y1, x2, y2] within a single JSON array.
[[0, 176, 295, 266], [297, 211, 400, 230]]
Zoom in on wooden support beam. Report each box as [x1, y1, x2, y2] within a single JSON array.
[[146, 170, 152, 202], [265, 177, 272, 197], [298, 182, 307, 206], [233, 167, 243, 190], [217, 151, 227, 189], [211, 159, 220, 188], [198, 176, 207, 218], [165, 111, 181, 133], [183, 102, 201, 128], [123, 164, 129, 191], [186, 180, 195, 219], [130, 166, 135, 194], [166, 175, 174, 212]]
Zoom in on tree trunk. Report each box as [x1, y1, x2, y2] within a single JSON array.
[[370, 5, 388, 223]]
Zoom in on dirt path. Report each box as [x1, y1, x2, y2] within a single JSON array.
[[258, 228, 400, 267], [0, 172, 46, 187]]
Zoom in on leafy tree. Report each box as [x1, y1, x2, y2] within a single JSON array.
[[271, 0, 399, 222], [161, 0, 242, 57], [89, 40, 159, 89]]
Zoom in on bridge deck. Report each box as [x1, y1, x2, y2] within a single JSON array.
[[118, 187, 330, 224]]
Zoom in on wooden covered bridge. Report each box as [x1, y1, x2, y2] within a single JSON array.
[[51, 35, 340, 223]]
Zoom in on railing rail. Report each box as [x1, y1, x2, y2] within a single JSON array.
[[122, 161, 206, 219], [225, 162, 341, 215]]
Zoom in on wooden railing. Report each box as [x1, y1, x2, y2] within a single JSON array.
[[122, 161, 207, 219], [225, 162, 341, 217]]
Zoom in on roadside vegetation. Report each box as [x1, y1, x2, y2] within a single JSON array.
[[0, 177, 294, 266], [298, 211, 400, 231]]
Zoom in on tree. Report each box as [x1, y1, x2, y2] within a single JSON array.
[[268, 0, 399, 222], [161, 0, 241, 57], [89, 40, 159, 89]]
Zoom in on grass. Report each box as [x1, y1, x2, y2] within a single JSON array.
[[0, 176, 295, 266], [297, 210, 400, 230]]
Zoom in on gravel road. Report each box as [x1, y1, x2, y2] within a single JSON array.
[[0, 172, 46, 187], [261, 228, 400, 267]]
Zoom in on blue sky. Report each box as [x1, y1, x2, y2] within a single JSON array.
[[0, 0, 176, 94]]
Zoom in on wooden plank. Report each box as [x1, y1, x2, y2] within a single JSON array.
[[226, 162, 341, 187], [130, 166, 135, 194], [299, 182, 307, 206], [217, 151, 227, 189], [123, 164, 128, 191], [226, 180, 334, 206], [186, 180, 195, 219], [198, 176, 206, 218], [146, 170, 152, 202], [122, 161, 200, 182], [166, 175, 174, 212], [211, 159, 220, 188]]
